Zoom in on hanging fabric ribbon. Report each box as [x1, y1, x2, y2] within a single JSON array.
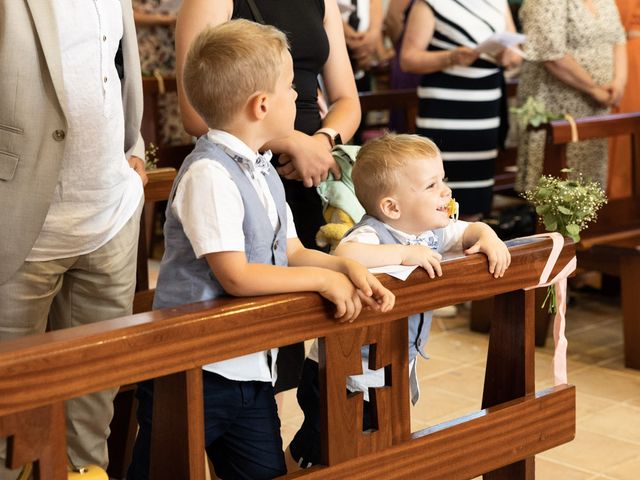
[[563, 114, 579, 143], [524, 232, 577, 385]]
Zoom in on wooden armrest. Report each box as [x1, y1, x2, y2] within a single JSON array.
[[144, 168, 176, 203]]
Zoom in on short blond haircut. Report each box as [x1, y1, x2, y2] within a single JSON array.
[[183, 19, 290, 129], [353, 134, 441, 215]]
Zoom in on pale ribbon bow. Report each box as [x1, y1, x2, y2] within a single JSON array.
[[524, 232, 577, 385]]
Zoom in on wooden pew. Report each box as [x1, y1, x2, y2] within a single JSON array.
[[107, 167, 177, 479], [0, 238, 575, 479], [542, 112, 640, 368]]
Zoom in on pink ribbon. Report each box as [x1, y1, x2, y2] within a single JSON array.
[[524, 233, 576, 385]]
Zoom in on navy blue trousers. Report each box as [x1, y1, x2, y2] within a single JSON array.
[[127, 370, 286, 480]]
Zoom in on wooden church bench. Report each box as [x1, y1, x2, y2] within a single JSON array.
[[540, 112, 640, 367], [471, 112, 640, 354], [0, 237, 575, 479]]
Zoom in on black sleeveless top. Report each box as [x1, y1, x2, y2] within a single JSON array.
[[232, 0, 330, 135]]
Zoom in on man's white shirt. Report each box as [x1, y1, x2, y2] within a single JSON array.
[[28, 0, 143, 261]]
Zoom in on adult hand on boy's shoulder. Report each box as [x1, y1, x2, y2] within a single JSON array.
[[401, 245, 443, 279], [341, 259, 396, 313], [464, 227, 511, 279]]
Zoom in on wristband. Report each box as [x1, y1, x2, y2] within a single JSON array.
[[315, 127, 342, 147]]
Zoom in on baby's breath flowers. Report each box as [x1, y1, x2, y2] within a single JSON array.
[[521, 169, 607, 242], [521, 169, 607, 312], [144, 142, 159, 171]]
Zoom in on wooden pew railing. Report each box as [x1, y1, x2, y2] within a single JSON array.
[[539, 111, 640, 368], [0, 239, 575, 479], [543, 111, 640, 191]]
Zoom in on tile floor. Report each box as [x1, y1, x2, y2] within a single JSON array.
[[277, 292, 640, 479], [149, 261, 640, 479]]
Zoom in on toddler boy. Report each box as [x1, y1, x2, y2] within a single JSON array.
[[289, 133, 510, 468]]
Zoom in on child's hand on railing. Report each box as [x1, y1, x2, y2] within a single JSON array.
[[340, 259, 396, 314], [401, 245, 443, 279], [317, 270, 365, 323], [463, 226, 511, 278]]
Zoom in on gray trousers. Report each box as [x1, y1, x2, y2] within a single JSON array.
[[0, 200, 142, 478]]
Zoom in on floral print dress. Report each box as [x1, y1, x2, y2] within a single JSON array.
[[515, 0, 625, 192]]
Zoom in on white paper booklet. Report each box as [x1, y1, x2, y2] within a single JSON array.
[[476, 32, 526, 57], [336, 0, 356, 15]]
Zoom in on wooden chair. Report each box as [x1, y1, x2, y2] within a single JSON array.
[[0, 238, 576, 479], [107, 167, 176, 479], [358, 88, 418, 135], [141, 76, 193, 170]]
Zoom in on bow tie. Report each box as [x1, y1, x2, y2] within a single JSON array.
[[222, 146, 273, 177], [407, 231, 439, 250], [253, 151, 273, 176]]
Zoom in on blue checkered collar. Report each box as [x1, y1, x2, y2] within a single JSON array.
[[207, 129, 273, 177], [386, 224, 439, 250]]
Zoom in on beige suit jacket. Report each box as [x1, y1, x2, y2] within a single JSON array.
[[0, 0, 144, 284]]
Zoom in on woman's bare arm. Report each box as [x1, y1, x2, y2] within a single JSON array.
[[175, 0, 233, 136]]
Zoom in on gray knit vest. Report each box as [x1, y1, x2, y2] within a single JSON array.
[[347, 215, 446, 363], [153, 136, 288, 310]]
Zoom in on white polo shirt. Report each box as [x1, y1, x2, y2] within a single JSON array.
[[173, 129, 297, 383]]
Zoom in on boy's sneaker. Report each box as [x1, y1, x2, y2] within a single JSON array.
[[433, 305, 458, 318]]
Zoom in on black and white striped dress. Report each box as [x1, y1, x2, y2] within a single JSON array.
[[416, 0, 506, 216]]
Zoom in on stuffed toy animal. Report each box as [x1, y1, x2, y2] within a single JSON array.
[[315, 205, 356, 251]]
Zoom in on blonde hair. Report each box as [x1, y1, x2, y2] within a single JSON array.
[[353, 134, 441, 215], [183, 19, 290, 129]]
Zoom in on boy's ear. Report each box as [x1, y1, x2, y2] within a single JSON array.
[[379, 196, 401, 220], [247, 91, 269, 121]]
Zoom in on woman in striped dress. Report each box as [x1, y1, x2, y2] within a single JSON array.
[[401, 0, 521, 216]]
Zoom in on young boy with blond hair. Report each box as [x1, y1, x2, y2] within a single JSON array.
[[127, 20, 394, 480], [289, 133, 510, 468]]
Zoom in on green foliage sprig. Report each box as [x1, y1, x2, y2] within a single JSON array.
[[510, 96, 564, 128]]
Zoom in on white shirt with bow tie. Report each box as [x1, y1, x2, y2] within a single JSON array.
[[172, 129, 297, 259]]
